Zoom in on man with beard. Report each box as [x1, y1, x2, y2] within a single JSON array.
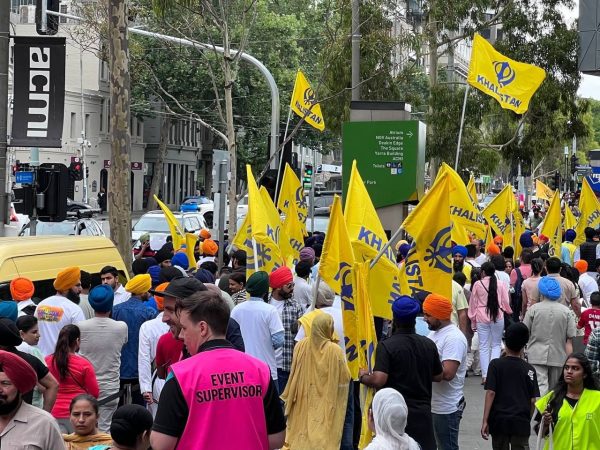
[[112, 274, 157, 406], [35, 266, 85, 356], [423, 294, 468, 450], [0, 350, 64, 448], [452, 245, 471, 280], [268, 266, 303, 393], [155, 277, 244, 376], [100, 265, 131, 307]]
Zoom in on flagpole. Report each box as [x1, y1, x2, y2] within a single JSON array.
[[308, 274, 321, 312], [252, 238, 259, 271], [454, 84, 470, 171], [283, 107, 292, 142], [369, 226, 403, 269]]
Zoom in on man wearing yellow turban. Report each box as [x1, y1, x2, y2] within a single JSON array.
[[423, 293, 468, 450], [112, 273, 158, 406], [35, 267, 85, 356]]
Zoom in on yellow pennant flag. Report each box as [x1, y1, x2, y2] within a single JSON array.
[[153, 195, 183, 250], [482, 185, 514, 241], [246, 166, 285, 273], [535, 179, 554, 202], [511, 196, 526, 255], [260, 187, 294, 264], [467, 34, 546, 114], [185, 233, 198, 269], [564, 205, 577, 231], [290, 70, 325, 131], [282, 200, 305, 266], [354, 262, 377, 449], [574, 177, 600, 245], [344, 160, 401, 319], [318, 196, 359, 378], [277, 163, 308, 234], [402, 172, 452, 300], [540, 191, 562, 257], [467, 175, 478, 203], [231, 213, 258, 278], [435, 163, 486, 243]]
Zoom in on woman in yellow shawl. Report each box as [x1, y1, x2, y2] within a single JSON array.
[[281, 313, 351, 450], [63, 395, 112, 449]]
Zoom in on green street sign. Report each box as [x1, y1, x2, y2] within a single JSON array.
[[342, 120, 426, 208]]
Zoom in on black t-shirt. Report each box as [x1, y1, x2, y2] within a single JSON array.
[[374, 329, 443, 411], [8, 347, 50, 404], [153, 339, 285, 439], [485, 356, 540, 436]]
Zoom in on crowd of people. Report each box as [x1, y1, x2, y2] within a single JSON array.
[[0, 217, 600, 449]]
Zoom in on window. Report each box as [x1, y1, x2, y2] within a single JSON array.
[[85, 114, 90, 136], [59, 4, 67, 23], [70, 113, 77, 138], [100, 99, 105, 132]]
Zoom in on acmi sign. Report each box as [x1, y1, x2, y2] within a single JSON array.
[[10, 37, 66, 148]]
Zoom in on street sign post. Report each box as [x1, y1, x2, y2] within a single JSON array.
[[342, 120, 426, 207], [16, 171, 35, 184]]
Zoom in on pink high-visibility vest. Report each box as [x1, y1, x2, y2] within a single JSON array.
[[171, 347, 272, 449]]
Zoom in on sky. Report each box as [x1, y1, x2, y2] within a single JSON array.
[[561, 0, 600, 100]]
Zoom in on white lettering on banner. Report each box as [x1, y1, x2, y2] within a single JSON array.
[[27, 47, 51, 138]]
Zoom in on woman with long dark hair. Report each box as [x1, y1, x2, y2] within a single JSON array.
[[63, 394, 112, 449], [45, 325, 99, 433], [468, 262, 512, 383], [535, 353, 600, 449]]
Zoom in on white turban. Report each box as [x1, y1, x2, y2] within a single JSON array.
[[364, 388, 420, 450]]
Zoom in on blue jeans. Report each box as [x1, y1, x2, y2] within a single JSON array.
[[340, 381, 354, 450], [432, 403, 465, 450], [277, 369, 290, 394]]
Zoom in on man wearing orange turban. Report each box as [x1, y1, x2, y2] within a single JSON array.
[[0, 350, 64, 447], [197, 239, 218, 267], [422, 293, 468, 450], [35, 267, 85, 356], [10, 277, 35, 317]]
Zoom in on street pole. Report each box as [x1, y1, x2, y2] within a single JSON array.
[[310, 147, 316, 233], [0, 0, 9, 235], [29, 147, 40, 236], [351, 0, 360, 101], [80, 48, 88, 204], [216, 158, 228, 269]]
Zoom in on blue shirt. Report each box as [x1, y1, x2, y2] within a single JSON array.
[[112, 296, 157, 378]]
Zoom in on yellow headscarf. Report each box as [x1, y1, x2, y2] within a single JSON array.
[[125, 274, 152, 295], [63, 432, 112, 450], [281, 314, 350, 450]]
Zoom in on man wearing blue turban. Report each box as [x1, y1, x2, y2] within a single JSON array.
[[452, 245, 472, 279], [358, 295, 443, 450]]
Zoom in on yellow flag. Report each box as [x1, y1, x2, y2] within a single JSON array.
[[247, 166, 285, 273], [402, 172, 452, 300], [467, 34, 546, 114], [467, 176, 478, 203], [290, 70, 325, 131], [344, 160, 401, 319], [185, 233, 198, 269], [318, 196, 359, 378], [153, 195, 183, 250], [482, 185, 513, 241], [282, 200, 305, 266], [564, 205, 577, 231], [540, 191, 562, 257], [535, 179, 554, 202], [277, 163, 308, 232], [574, 177, 600, 245], [511, 196, 526, 255], [435, 163, 486, 243]]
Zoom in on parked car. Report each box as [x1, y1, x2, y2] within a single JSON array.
[[67, 198, 101, 214], [19, 217, 105, 237], [131, 211, 208, 243], [179, 196, 213, 212]]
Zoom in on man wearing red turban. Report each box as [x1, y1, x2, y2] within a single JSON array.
[[268, 266, 303, 393], [423, 293, 468, 450], [0, 350, 64, 448]]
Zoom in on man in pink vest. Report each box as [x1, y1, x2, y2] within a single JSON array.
[[150, 290, 286, 450]]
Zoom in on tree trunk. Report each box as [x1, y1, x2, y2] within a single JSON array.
[[427, 4, 439, 181], [146, 115, 170, 211], [223, 30, 237, 239], [108, 0, 132, 272]]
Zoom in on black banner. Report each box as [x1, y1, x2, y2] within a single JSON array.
[[11, 36, 66, 148]]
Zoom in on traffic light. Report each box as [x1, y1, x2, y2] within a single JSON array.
[[69, 161, 83, 181], [35, 0, 60, 35], [303, 164, 313, 185], [37, 163, 68, 222], [571, 154, 579, 174], [85, 166, 89, 179], [552, 172, 561, 190]]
